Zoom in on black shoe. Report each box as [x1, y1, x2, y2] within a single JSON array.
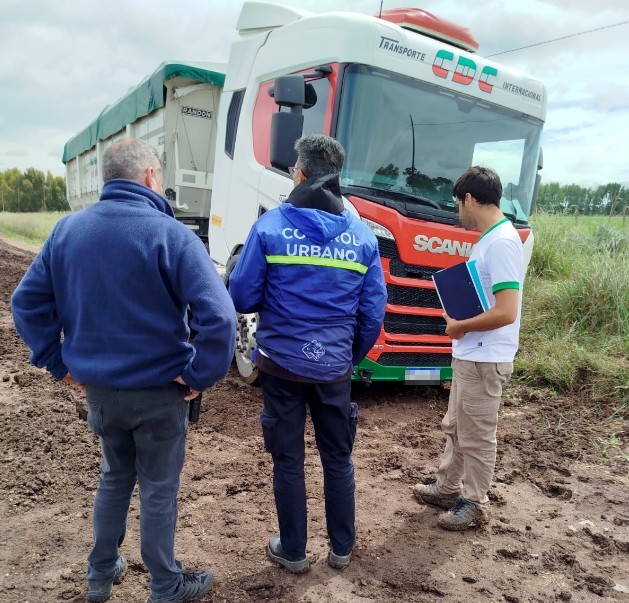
[[267, 536, 310, 574], [327, 549, 352, 569], [146, 569, 213, 602], [86, 555, 127, 602]]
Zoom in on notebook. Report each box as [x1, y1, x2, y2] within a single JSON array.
[[432, 259, 490, 320]]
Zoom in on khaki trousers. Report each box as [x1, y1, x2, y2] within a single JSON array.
[[435, 358, 512, 505]]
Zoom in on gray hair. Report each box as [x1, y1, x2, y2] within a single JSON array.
[[294, 134, 344, 178], [102, 139, 161, 183]]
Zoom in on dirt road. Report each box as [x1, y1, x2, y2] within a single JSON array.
[[0, 239, 627, 602]]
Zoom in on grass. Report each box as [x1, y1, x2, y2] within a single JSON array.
[[596, 433, 626, 459], [0, 212, 69, 247], [517, 212, 629, 403], [1, 211, 627, 405]]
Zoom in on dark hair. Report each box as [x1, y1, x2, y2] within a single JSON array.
[[452, 166, 502, 207], [102, 139, 161, 183], [294, 134, 344, 178]]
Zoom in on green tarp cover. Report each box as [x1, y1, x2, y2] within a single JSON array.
[[62, 61, 226, 163]]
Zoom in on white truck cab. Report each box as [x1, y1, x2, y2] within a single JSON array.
[[63, 2, 545, 384]]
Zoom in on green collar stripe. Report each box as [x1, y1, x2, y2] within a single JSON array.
[[265, 255, 368, 274], [478, 217, 510, 241], [492, 281, 520, 293]]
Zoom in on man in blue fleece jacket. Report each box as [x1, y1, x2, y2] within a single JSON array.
[[229, 134, 386, 573], [11, 139, 236, 603]]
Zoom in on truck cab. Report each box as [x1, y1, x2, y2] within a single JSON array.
[[210, 3, 546, 384]]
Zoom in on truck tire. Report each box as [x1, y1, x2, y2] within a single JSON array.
[[235, 312, 259, 385], [225, 252, 259, 385]]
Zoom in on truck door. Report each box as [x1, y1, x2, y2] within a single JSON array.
[[254, 68, 336, 214]]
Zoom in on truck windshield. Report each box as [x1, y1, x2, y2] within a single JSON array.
[[335, 64, 543, 224]]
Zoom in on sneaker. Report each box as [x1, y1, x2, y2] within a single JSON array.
[[86, 555, 127, 602], [412, 480, 460, 510], [146, 569, 213, 603], [267, 535, 310, 574], [437, 497, 489, 531], [327, 549, 352, 570]]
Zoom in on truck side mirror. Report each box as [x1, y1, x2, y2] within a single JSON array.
[[304, 83, 317, 109], [537, 147, 544, 171], [530, 148, 544, 215], [269, 74, 308, 170], [270, 112, 304, 170], [269, 75, 305, 107]]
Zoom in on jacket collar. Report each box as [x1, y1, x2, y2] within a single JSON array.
[[100, 179, 175, 218], [286, 173, 344, 215]]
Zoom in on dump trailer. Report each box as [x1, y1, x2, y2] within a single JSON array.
[[63, 1, 546, 385], [63, 61, 225, 241]]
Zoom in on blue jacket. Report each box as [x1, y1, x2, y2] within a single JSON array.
[[11, 179, 236, 392], [229, 174, 386, 381]]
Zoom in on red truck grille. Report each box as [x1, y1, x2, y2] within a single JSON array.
[[384, 312, 446, 336], [371, 236, 451, 373], [386, 284, 441, 308], [376, 352, 452, 367], [389, 258, 440, 280], [377, 237, 399, 259]]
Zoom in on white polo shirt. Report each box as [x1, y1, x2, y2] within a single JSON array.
[[452, 217, 524, 363]]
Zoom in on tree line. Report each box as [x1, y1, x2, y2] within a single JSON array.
[[373, 164, 628, 217], [0, 168, 69, 212], [0, 167, 626, 217], [536, 182, 627, 216]]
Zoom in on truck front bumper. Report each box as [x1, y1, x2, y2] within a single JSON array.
[[352, 357, 452, 384]]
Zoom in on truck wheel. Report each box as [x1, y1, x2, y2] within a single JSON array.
[[235, 312, 259, 384]]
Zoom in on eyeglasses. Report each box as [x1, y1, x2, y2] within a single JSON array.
[[288, 166, 299, 177]]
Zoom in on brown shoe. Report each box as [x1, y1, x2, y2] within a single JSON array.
[[412, 481, 460, 510], [437, 497, 489, 531]]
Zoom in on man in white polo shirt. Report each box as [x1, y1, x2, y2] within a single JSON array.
[[413, 166, 525, 531]]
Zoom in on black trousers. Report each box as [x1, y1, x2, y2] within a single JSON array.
[[259, 372, 358, 559]]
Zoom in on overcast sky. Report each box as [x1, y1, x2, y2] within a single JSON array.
[[1, 0, 627, 187]]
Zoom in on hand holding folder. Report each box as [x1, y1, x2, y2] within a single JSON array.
[[432, 260, 489, 321]]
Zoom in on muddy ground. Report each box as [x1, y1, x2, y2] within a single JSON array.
[[0, 238, 627, 603]]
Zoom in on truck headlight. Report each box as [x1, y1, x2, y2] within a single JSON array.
[[361, 217, 394, 240]]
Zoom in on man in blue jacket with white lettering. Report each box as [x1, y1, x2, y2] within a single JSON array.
[[11, 139, 236, 603], [229, 134, 386, 573]]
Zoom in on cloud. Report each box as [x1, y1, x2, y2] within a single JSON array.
[[0, 0, 241, 176], [421, 0, 629, 185], [0, 0, 628, 186]]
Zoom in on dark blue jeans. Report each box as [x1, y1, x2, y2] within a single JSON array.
[[85, 384, 188, 597], [259, 372, 358, 559]]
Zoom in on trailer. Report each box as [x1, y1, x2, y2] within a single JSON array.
[[63, 61, 226, 241], [63, 1, 546, 385]]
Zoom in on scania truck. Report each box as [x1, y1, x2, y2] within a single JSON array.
[[63, 2, 546, 385]]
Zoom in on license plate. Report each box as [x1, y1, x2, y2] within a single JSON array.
[[405, 368, 441, 384]]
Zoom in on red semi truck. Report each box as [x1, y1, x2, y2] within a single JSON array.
[[63, 2, 545, 385]]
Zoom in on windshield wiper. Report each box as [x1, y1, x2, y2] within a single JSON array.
[[343, 184, 441, 210], [503, 210, 518, 223]]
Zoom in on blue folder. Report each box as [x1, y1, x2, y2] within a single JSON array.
[[432, 259, 490, 320]]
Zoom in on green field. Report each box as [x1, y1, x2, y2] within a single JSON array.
[[0, 211, 70, 246], [519, 213, 628, 402], [1, 211, 627, 403]]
